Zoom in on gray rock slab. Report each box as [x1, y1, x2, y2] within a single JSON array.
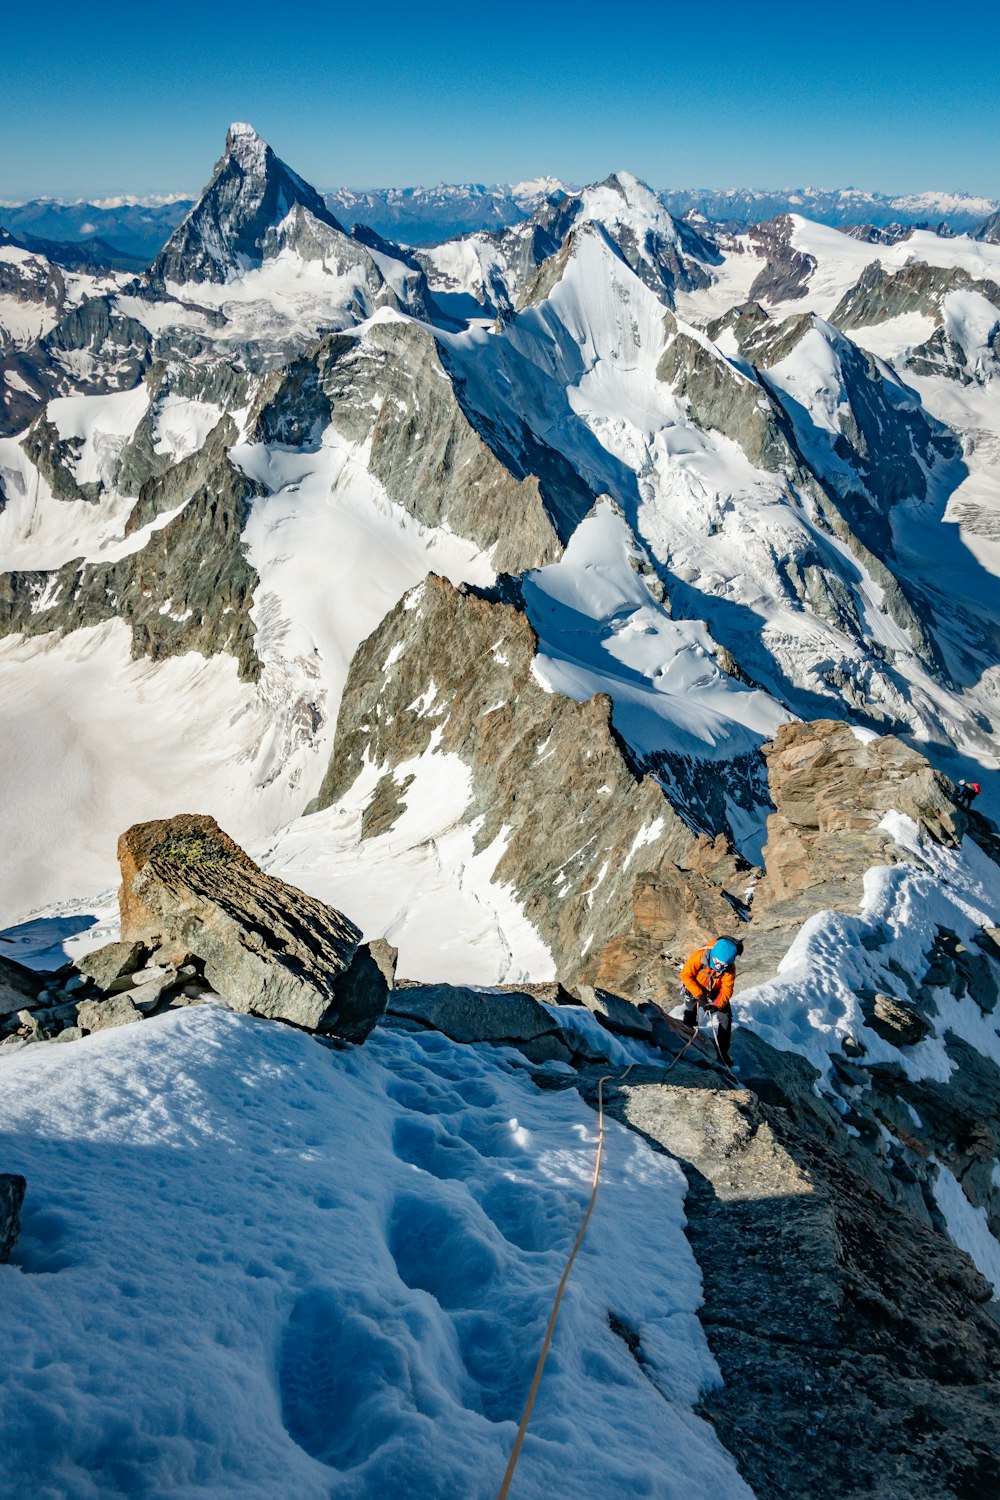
[[387, 983, 612, 1064], [76, 941, 147, 992], [76, 994, 143, 1033], [0, 954, 42, 1019], [573, 984, 653, 1039], [316, 943, 390, 1044]]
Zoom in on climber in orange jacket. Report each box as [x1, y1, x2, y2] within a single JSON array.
[[680, 936, 740, 1068]]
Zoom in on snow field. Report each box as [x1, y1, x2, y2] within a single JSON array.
[[0, 1008, 752, 1500], [263, 746, 556, 984], [523, 498, 789, 770]]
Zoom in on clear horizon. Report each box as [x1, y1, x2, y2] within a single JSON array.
[[2, 172, 999, 208], [4, 0, 1000, 201]]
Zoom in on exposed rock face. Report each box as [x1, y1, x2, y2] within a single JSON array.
[[588, 173, 715, 303], [657, 311, 799, 474], [117, 814, 385, 1040], [151, 123, 349, 286], [0, 445, 262, 681], [0, 1175, 26, 1262], [512, 176, 715, 314], [971, 209, 1000, 244], [655, 309, 947, 686], [746, 215, 817, 303], [593, 1061, 1000, 1500], [755, 720, 963, 916], [250, 319, 576, 571], [759, 317, 959, 559], [831, 260, 1000, 330], [736, 720, 1000, 1263], [704, 297, 770, 353], [319, 573, 747, 994]]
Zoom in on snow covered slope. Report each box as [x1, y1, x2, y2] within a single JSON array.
[[0, 1007, 751, 1500]]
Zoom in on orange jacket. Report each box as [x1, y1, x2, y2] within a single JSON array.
[[680, 947, 735, 1009]]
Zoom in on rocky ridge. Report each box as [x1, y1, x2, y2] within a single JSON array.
[[317, 571, 750, 989]]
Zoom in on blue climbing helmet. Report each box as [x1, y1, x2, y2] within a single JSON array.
[[708, 937, 739, 970]]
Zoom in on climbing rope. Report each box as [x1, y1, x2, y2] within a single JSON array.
[[495, 1061, 634, 1500], [496, 1016, 738, 1495]]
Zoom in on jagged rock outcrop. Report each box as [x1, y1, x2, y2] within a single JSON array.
[[746, 215, 817, 303], [513, 174, 715, 313], [657, 310, 799, 474], [971, 209, 1000, 244], [758, 316, 959, 556], [249, 319, 581, 571], [318, 573, 747, 995], [741, 720, 966, 988], [705, 297, 770, 353], [830, 260, 1000, 331], [116, 814, 386, 1040], [115, 358, 249, 509], [754, 720, 963, 917], [151, 123, 350, 286], [656, 309, 948, 682], [737, 720, 1000, 1276], [0, 445, 263, 680]]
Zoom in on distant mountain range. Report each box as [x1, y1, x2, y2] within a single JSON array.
[[2, 181, 997, 261]]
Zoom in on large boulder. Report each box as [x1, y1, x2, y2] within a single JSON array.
[[116, 814, 387, 1040]]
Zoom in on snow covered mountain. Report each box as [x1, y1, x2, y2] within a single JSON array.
[[325, 178, 568, 244], [6, 181, 996, 264], [660, 185, 1000, 232], [2, 124, 999, 920], [2, 124, 1000, 1495]]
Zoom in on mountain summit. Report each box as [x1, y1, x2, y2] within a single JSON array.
[[151, 122, 346, 285]]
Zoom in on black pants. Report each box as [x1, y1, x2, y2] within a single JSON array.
[[682, 998, 732, 1060]]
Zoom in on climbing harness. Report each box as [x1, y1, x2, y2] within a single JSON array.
[[495, 1062, 634, 1499]]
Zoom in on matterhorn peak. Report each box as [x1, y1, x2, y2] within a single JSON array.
[[151, 122, 345, 285], [224, 121, 269, 172]]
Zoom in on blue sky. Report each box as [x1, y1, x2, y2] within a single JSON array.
[[4, 0, 1000, 199]]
